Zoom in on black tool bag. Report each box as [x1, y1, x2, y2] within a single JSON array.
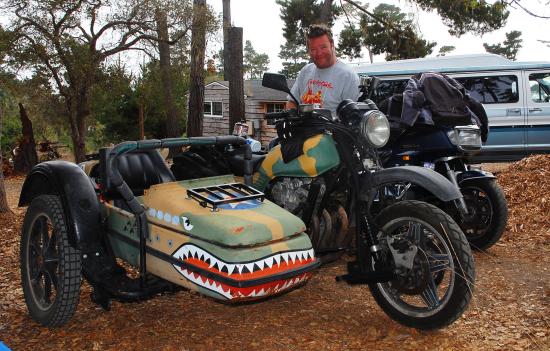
[[419, 72, 471, 125], [275, 117, 326, 163]]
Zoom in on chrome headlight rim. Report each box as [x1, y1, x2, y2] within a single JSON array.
[[447, 125, 482, 151], [360, 110, 390, 148]]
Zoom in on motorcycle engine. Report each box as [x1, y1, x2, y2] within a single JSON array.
[[270, 177, 324, 214]]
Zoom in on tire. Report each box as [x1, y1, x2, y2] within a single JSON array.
[[458, 178, 508, 250], [369, 200, 475, 330], [20, 195, 82, 327]]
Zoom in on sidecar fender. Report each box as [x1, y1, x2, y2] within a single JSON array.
[[19, 161, 102, 252], [365, 166, 463, 202], [457, 169, 496, 185]]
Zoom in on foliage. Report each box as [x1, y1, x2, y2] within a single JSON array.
[[483, 30, 523, 60], [360, 4, 436, 60], [337, 25, 363, 60], [437, 45, 456, 56], [278, 41, 308, 79], [412, 0, 509, 36], [0, 0, 197, 161], [243, 40, 270, 79]]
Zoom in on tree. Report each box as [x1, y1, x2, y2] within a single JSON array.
[[437, 45, 456, 57], [223, 0, 231, 81], [278, 41, 308, 79], [188, 0, 208, 137], [483, 30, 523, 60], [243, 40, 270, 79], [0, 90, 10, 212], [360, 4, 436, 60], [156, 9, 181, 139], [0, 0, 194, 162], [337, 25, 363, 61]]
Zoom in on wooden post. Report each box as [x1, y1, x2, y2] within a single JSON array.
[[228, 26, 245, 133], [13, 103, 38, 173]]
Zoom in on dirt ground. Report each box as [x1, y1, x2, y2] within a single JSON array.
[[0, 157, 549, 351]]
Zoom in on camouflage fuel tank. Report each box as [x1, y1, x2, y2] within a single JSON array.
[[252, 133, 340, 191]]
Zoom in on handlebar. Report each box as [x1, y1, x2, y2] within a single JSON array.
[[264, 109, 296, 121]]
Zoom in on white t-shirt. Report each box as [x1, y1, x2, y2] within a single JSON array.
[[290, 60, 360, 114]]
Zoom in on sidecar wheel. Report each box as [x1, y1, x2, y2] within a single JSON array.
[[459, 179, 508, 250], [20, 195, 82, 327], [369, 200, 475, 330]]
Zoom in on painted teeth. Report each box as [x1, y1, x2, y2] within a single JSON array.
[[172, 245, 315, 276], [176, 268, 232, 299], [174, 267, 310, 300]]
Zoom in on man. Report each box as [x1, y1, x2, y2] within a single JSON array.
[[287, 24, 360, 115]]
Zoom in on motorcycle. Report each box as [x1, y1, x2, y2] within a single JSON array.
[[171, 73, 476, 329], [359, 76, 508, 250]]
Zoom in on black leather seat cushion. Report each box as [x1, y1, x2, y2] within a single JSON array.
[[226, 151, 265, 176], [101, 149, 175, 198]]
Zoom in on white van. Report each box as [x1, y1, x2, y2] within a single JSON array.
[[353, 54, 550, 162]]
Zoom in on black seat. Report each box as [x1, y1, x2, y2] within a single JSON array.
[[100, 149, 175, 198], [226, 151, 266, 176]]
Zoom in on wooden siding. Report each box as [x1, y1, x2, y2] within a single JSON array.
[[203, 84, 280, 147]]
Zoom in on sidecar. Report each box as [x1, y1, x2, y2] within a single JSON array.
[[18, 136, 319, 327]]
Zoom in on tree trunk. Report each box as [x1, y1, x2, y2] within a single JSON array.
[[13, 103, 38, 173], [0, 98, 10, 213], [223, 0, 232, 82], [139, 98, 145, 140], [228, 26, 245, 133], [156, 8, 181, 138], [67, 87, 90, 163], [187, 0, 207, 137], [320, 0, 333, 24]]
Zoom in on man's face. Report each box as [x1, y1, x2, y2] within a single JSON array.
[[308, 34, 336, 69]]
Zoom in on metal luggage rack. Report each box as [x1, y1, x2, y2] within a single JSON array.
[[186, 183, 265, 211]]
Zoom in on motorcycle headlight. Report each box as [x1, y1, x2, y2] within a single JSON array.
[[447, 125, 482, 151], [360, 110, 390, 148]]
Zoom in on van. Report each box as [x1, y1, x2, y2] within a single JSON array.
[[352, 54, 550, 162]]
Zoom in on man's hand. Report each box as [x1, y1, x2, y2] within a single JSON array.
[[286, 101, 297, 110]]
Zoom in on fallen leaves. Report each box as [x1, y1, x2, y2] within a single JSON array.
[[0, 158, 549, 350]]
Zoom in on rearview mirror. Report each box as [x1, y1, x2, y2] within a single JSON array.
[[262, 73, 300, 108], [262, 73, 290, 93]]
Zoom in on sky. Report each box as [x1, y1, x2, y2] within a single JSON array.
[[206, 0, 550, 72]]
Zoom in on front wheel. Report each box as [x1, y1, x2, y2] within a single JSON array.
[[20, 195, 82, 327], [458, 178, 508, 250], [369, 200, 475, 330]]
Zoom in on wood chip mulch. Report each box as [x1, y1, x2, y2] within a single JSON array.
[[0, 159, 549, 351]]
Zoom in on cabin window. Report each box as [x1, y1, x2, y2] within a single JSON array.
[[204, 101, 223, 117], [528, 72, 550, 103], [455, 75, 519, 104], [266, 103, 285, 113]]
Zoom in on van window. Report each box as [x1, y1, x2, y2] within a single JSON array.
[[529, 72, 550, 103], [455, 75, 519, 104], [372, 79, 408, 103]]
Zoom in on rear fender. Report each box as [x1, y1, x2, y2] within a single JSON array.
[[364, 166, 463, 203], [19, 161, 102, 252]]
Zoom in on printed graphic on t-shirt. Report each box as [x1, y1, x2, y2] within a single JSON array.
[[301, 79, 333, 106]]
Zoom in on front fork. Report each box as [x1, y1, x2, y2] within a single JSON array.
[[439, 160, 469, 217]]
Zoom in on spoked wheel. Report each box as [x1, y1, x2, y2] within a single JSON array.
[[370, 200, 475, 330], [20, 195, 82, 327], [459, 179, 508, 250]]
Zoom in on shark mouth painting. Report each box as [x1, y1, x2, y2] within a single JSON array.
[[171, 244, 317, 300]]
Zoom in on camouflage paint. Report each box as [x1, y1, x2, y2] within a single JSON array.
[[101, 175, 317, 302], [252, 133, 340, 191]]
